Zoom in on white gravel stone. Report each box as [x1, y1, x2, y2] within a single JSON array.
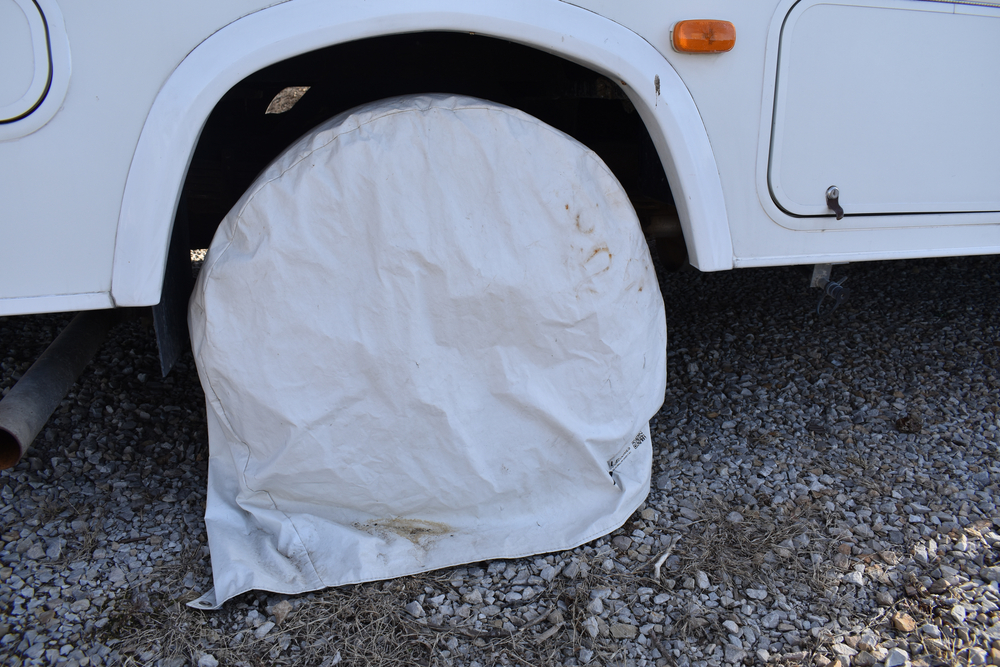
[[45, 541, 63, 560], [876, 591, 895, 606], [979, 567, 1000, 582], [965, 647, 988, 664], [919, 623, 941, 638], [254, 621, 275, 639], [724, 646, 747, 662], [843, 571, 865, 586], [885, 647, 909, 667], [832, 643, 857, 657], [950, 605, 967, 624], [762, 612, 781, 629]]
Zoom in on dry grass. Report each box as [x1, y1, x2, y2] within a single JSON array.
[[108, 568, 596, 666], [100, 497, 852, 665], [94, 497, 835, 665], [102, 539, 711, 666], [650, 496, 844, 651], [670, 498, 823, 591]]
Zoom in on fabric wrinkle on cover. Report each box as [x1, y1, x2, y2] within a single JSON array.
[[188, 94, 667, 609]]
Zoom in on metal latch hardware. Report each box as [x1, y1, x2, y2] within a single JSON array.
[[810, 263, 851, 318], [826, 186, 844, 220]]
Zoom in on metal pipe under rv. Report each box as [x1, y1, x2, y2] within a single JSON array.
[[0, 310, 118, 470]]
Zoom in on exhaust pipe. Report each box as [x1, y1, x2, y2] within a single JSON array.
[[0, 309, 119, 470]]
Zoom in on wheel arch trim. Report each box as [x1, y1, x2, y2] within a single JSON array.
[[111, 0, 733, 305]]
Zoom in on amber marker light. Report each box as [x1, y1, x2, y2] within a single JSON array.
[[672, 20, 736, 53]]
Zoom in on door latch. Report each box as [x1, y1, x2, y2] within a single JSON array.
[[826, 186, 844, 220]]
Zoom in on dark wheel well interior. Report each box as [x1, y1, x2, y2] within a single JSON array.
[[156, 32, 686, 374], [179, 31, 680, 249]]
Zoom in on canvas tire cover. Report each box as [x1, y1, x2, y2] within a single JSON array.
[[189, 94, 667, 608]]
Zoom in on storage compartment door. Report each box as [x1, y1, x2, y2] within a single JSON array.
[[769, 0, 1000, 217]]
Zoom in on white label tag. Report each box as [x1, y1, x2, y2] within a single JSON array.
[[608, 430, 648, 473]]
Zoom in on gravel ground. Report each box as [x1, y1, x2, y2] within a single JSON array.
[[1, 253, 998, 667]]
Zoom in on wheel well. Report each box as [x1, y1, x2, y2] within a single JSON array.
[[179, 32, 681, 251]]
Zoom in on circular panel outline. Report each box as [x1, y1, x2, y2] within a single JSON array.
[[0, 0, 70, 141], [0, 0, 52, 122]]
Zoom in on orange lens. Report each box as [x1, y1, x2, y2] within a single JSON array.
[[672, 20, 736, 53]]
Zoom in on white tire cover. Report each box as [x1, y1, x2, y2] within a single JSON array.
[[189, 94, 666, 608]]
